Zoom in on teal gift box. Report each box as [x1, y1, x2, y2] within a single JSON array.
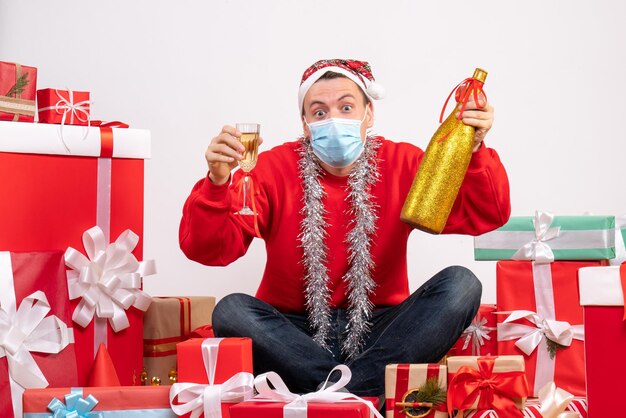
[[474, 211, 615, 261]]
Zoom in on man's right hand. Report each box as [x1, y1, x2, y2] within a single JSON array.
[[205, 125, 245, 185]]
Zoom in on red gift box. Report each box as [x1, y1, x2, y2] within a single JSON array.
[[0, 121, 151, 386], [23, 385, 174, 416], [579, 264, 626, 418], [451, 304, 497, 357], [177, 338, 253, 383], [37, 88, 91, 126], [172, 338, 254, 418], [385, 364, 447, 418], [446, 356, 528, 417], [495, 260, 601, 397], [230, 365, 381, 418], [0, 61, 37, 122], [230, 398, 380, 418], [0, 251, 78, 418]]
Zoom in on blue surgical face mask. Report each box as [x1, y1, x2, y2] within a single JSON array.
[[306, 112, 367, 168]]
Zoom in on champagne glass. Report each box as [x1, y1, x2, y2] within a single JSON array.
[[235, 123, 260, 215]]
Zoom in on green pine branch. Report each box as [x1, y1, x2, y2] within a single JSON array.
[[413, 377, 447, 406], [546, 339, 568, 360], [5, 72, 29, 97]]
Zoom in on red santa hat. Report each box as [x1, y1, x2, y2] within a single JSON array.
[[298, 59, 385, 114]]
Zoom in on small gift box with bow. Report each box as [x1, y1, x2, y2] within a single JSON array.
[[450, 304, 497, 357], [144, 296, 216, 386], [578, 264, 626, 417], [0, 120, 151, 385], [496, 260, 600, 397], [0, 251, 78, 418], [23, 385, 176, 417], [177, 338, 253, 385], [473, 212, 615, 261], [37, 88, 91, 126], [385, 364, 447, 418], [446, 356, 528, 418], [0, 61, 37, 122], [230, 365, 382, 418], [170, 338, 255, 418]]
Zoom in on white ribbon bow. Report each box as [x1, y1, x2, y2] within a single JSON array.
[[64, 226, 156, 332], [537, 382, 576, 418], [253, 365, 383, 418], [39, 89, 91, 126], [461, 314, 496, 355], [38, 89, 93, 152], [512, 211, 561, 264], [170, 338, 255, 418], [0, 290, 74, 388], [497, 310, 584, 356]]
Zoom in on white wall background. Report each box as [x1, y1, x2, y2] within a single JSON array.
[[1, 0, 624, 304]]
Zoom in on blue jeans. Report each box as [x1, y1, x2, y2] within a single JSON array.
[[212, 265, 481, 396]]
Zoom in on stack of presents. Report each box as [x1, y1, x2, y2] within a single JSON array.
[[1, 60, 624, 417]]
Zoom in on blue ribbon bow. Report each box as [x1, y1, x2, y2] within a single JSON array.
[[47, 388, 103, 418]]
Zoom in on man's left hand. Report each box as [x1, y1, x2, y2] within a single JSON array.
[[456, 93, 494, 152]]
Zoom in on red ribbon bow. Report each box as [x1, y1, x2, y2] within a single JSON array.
[[439, 77, 487, 124], [447, 357, 528, 418]]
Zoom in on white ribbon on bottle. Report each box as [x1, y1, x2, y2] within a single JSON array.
[[251, 364, 383, 418], [460, 313, 496, 356], [609, 214, 626, 266], [38, 89, 93, 152], [511, 211, 561, 264], [170, 338, 255, 418], [0, 252, 74, 418], [497, 263, 584, 396], [64, 226, 156, 353]]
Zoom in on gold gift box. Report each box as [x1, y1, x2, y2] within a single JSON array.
[[143, 296, 215, 385]]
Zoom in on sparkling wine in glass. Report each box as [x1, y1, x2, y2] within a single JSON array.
[[235, 123, 260, 215]]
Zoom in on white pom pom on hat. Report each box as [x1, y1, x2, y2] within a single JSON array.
[[298, 59, 385, 114], [365, 81, 385, 100]]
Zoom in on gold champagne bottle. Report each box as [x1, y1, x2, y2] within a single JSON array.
[[400, 68, 488, 234]]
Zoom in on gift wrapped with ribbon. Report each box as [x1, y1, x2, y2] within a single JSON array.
[[37, 88, 91, 126], [495, 258, 600, 397], [65, 226, 156, 385], [0, 120, 151, 385], [462, 381, 586, 417], [177, 338, 253, 385], [451, 305, 497, 357], [474, 211, 615, 261], [170, 338, 255, 418], [0, 61, 37, 122], [230, 365, 383, 418], [0, 251, 77, 418], [446, 356, 528, 418], [23, 385, 176, 417], [578, 264, 626, 417], [144, 296, 216, 386], [385, 364, 447, 418]]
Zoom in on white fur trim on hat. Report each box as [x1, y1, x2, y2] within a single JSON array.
[[298, 66, 385, 114]]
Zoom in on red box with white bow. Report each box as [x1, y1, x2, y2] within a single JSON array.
[[0, 251, 78, 418], [496, 260, 601, 397], [37, 88, 91, 126], [578, 264, 626, 418], [0, 120, 151, 386]]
